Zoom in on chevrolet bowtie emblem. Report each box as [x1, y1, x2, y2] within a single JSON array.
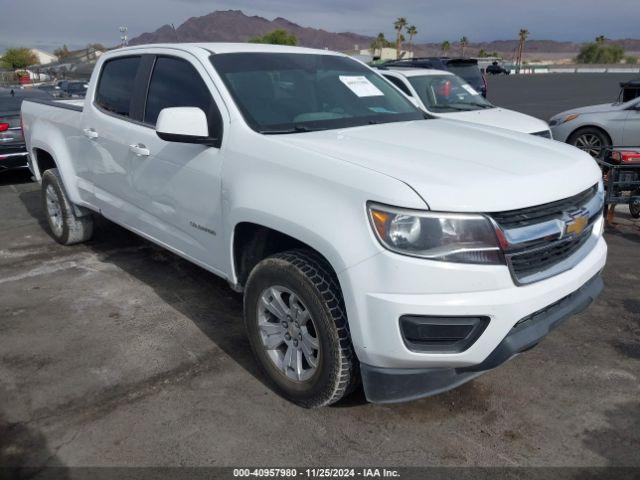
[[565, 215, 588, 236]]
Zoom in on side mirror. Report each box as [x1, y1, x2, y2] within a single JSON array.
[[156, 107, 215, 145]]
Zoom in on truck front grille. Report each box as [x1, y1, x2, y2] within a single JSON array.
[[491, 185, 598, 229], [507, 226, 593, 280], [490, 184, 602, 285]]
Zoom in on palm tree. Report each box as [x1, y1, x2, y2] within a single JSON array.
[[516, 28, 529, 73], [394, 17, 408, 59], [459, 36, 469, 57], [441, 40, 451, 55], [370, 32, 387, 56], [406, 25, 418, 53]]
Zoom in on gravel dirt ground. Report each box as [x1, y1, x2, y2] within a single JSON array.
[[1, 74, 640, 470]]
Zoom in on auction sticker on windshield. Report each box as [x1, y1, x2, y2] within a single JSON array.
[[339, 76, 384, 97]]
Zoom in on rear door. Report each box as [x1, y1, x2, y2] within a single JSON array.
[[84, 55, 146, 222], [118, 53, 228, 272]]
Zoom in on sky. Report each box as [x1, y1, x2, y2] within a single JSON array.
[[1, 0, 639, 53]]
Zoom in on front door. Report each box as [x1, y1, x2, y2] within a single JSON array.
[[622, 103, 640, 146], [119, 54, 227, 273]]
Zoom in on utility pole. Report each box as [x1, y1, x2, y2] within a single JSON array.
[[119, 26, 128, 48]]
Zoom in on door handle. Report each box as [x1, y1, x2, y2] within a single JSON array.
[[129, 143, 150, 157], [83, 128, 99, 139]]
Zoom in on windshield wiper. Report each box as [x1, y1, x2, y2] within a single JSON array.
[[260, 125, 322, 134]]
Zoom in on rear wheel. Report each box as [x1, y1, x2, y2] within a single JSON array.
[[630, 190, 640, 218], [243, 250, 358, 408], [567, 127, 610, 158], [41, 168, 93, 245]]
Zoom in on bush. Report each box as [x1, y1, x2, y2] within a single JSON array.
[[249, 29, 297, 46], [576, 42, 625, 64], [625, 56, 638, 65]]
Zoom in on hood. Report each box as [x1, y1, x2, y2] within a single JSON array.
[[278, 119, 601, 212], [554, 102, 621, 118], [436, 107, 549, 134]]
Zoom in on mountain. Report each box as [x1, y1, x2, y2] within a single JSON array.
[[129, 10, 640, 58], [130, 10, 373, 51]]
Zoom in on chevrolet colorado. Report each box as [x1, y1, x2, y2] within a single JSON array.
[[22, 43, 607, 407]]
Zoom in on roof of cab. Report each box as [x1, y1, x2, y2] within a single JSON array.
[[115, 42, 342, 56], [383, 68, 454, 77]]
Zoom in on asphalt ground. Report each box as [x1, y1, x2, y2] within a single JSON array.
[[487, 73, 639, 120], [1, 75, 640, 473]]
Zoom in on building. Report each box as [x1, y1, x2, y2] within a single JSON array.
[[29, 48, 58, 65], [360, 47, 414, 62], [65, 46, 106, 63]]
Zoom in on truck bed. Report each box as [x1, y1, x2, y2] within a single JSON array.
[[24, 97, 84, 112]]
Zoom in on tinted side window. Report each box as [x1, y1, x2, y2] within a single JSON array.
[[144, 57, 218, 135], [384, 75, 412, 96], [95, 56, 141, 117]]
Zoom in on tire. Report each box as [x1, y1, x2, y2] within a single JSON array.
[[41, 168, 93, 245], [567, 127, 611, 159], [630, 190, 640, 219], [243, 249, 358, 408]]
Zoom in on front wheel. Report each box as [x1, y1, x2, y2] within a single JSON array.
[[243, 250, 358, 408], [567, 127, 611, 158]]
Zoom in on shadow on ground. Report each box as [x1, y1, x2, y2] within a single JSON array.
[[0, 410, 70, 478], [582, 401, 640, 466], [0, 169, 32, 187]]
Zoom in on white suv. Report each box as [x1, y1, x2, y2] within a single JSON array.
[[22, 43, 606, 407]]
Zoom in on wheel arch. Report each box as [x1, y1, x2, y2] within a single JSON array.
[[567, 124, 613, 146], [231, 221, 344, 292]]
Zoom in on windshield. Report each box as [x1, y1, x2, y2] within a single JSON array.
[[408, 74, 493, 113], [210, 53, 424, 133], [445, 63, 483, 84]]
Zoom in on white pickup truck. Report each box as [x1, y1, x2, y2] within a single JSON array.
[[22, 43, 606, 407]]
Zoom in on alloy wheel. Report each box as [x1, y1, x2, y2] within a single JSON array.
[[45, 184, 64, 237], [574, 133, 603, 158], [257, 285, 320, 382]]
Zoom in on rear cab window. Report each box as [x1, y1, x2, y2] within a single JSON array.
[[95, 56, 142, 117]]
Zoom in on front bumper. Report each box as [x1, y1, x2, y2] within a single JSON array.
[[360, 273, 603, 403], [338, 220, 607, 401]]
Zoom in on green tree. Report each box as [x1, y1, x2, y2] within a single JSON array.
[[406, 25, 418, 53], [54, 44, 71, 60], [625, 56, 638, 64], [370, 33, 393, 54], [441, 40, 451, 55], [249, 29, 297, 46], [394, 17, 408, 59], [459, 36, 469, 57], [595, 35, 606, 44], [0, 47, 38, 69], [577, 42, 625, 64]]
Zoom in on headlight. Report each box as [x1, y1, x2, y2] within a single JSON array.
[[368, 203, 504, 264]]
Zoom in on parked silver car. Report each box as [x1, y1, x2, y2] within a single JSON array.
[[550, 97, 640, 157]]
